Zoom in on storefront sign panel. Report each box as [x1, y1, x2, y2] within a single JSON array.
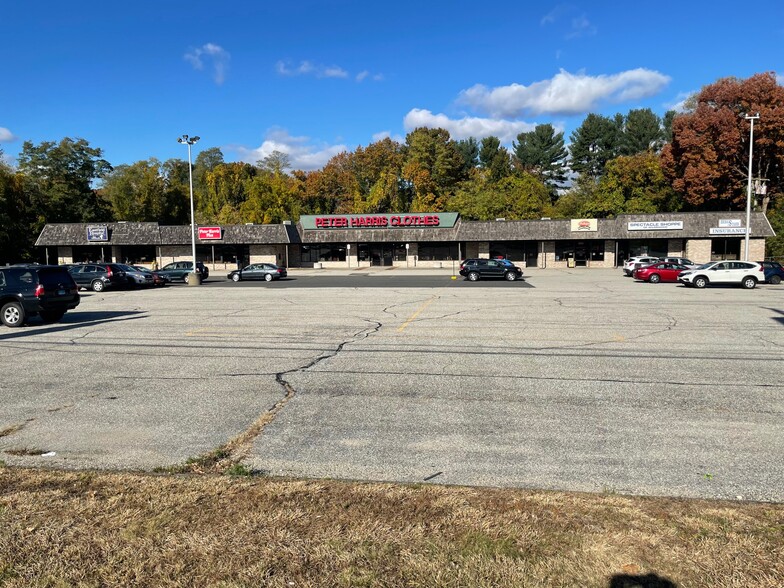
[[718, 219, 742, 228], [627, 221, 684, 231], [198, 226, 222, 240], [709, 227, 750, 235], [86, 225, 109, 242], [300, 213, 458, 230], [570, 218, 597, 232]]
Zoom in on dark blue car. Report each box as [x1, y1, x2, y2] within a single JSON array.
[[758, 260, 784, 284]]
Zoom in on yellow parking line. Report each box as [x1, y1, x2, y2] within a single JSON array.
[[398, 297, 437, 332]]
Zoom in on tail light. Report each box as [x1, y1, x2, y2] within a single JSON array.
[[759, 266, 764, 272], [276, 269, 282, 273], [34, 284, 45, 297]]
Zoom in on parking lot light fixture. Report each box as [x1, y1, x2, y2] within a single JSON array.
[[743, 114, 759, 261], [177, 134, 201, 285]]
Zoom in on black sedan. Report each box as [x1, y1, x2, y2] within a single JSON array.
[[228, 263, 288, 282]]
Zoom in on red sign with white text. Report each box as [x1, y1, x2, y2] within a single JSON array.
[[198, 226, 222, 240]]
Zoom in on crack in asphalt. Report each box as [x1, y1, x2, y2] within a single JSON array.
[[214, 317, 385, 470]]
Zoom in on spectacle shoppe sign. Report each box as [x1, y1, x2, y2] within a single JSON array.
[[299, 213, 459, 230]]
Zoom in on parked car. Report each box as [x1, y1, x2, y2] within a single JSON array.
[[633, 262, 690, 283], [132, 265, 167, 286], [0, 264, 80, 327], [662, 257, 700, 269], [757, 260, 784, 285], [156, 261, 209, 283], [227, 263, 288, 282], [459, 259, 523, 281], [119, 264, 154, 287], [677, 261, 764, 289], [622, 256, 660, 276], [67, 263, 128, 292]]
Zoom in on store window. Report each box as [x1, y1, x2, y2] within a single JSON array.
[[417, 242, 462, 261], [489, 241, 539, 266], [711, 238, 741, 261], [554, 240, 605, 263], [301, 245, 346, 262]]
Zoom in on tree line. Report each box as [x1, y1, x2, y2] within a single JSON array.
[[1, 72, 782, 264]]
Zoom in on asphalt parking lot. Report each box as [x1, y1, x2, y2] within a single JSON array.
[[1, 267, 783, 501]]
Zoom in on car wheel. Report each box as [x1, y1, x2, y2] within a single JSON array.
[[91, 280, 105, 292], [742, 276, 757, 289], [770, 275, 781, 285], [504, 271, 516, 281], [264, 273, 273, 282], [40, 310, 65, 323], [694, 276, 708, 289], [649, 274, 661, 283], [467, 271, 480, 282], [232, 274, 241, 282], [1, 301, 26, 327]]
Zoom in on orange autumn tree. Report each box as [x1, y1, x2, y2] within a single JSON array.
[[661, 72, 784, 211]]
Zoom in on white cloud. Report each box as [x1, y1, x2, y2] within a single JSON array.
[[277, 60, 381, 82], [184, 43, 230, 84], [541, 5, 596, 38], [276, 60, 349, 79], [371, 130, 404, 143], [234, 128, 347, 171], [666, 91, 695, 113], [403, 109, 536, 142], [566, 14, 596, 39], [540, 4, 572, 26], [459, 68, 671, 117], [0, 127, 17, 143]]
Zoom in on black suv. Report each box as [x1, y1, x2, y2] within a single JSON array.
[[459, 258, 524, 281], [67, 263, 128, 292], [0, 265, 80, 327]]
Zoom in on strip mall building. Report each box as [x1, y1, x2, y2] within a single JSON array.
[[36, 211, 774, 269]]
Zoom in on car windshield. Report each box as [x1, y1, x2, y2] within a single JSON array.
[[696, 263, 714, 270]]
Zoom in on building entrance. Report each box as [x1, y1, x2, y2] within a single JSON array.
[[358, 243, 405, 266]]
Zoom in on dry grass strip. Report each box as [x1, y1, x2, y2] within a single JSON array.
[[1, 467, 783, 587]]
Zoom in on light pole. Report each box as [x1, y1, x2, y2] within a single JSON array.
[[743, 114, 759, 261], [178, 134, 200, 284]]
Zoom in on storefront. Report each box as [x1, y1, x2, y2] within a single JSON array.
[[35, 212, 774, 270]]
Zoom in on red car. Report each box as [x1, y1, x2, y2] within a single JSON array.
[[633, 262, 689, 283]]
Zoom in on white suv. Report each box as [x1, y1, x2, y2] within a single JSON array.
[[677, 261, 764, 289], [622, 256, 660, 276]]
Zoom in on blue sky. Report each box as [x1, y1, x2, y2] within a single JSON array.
[[1, 1, 782, 171]]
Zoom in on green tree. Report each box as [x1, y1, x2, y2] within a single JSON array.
[[352, 138, 405, 212], [620, 108, 664, 155], [569, 114, 622, 179], [101, 159, 172, 222], [200, 162, 257, 222], [513, 124, 568, 197], [455, 137, 479, 176], [403, 128, 466, 211], [17, 137, 113, 226], [240, 169, 302, 224], [478, 136, 511, 182], [0, 162, 37, 264], [257, 150, 291, 175], [449, 174, 550, 221]]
